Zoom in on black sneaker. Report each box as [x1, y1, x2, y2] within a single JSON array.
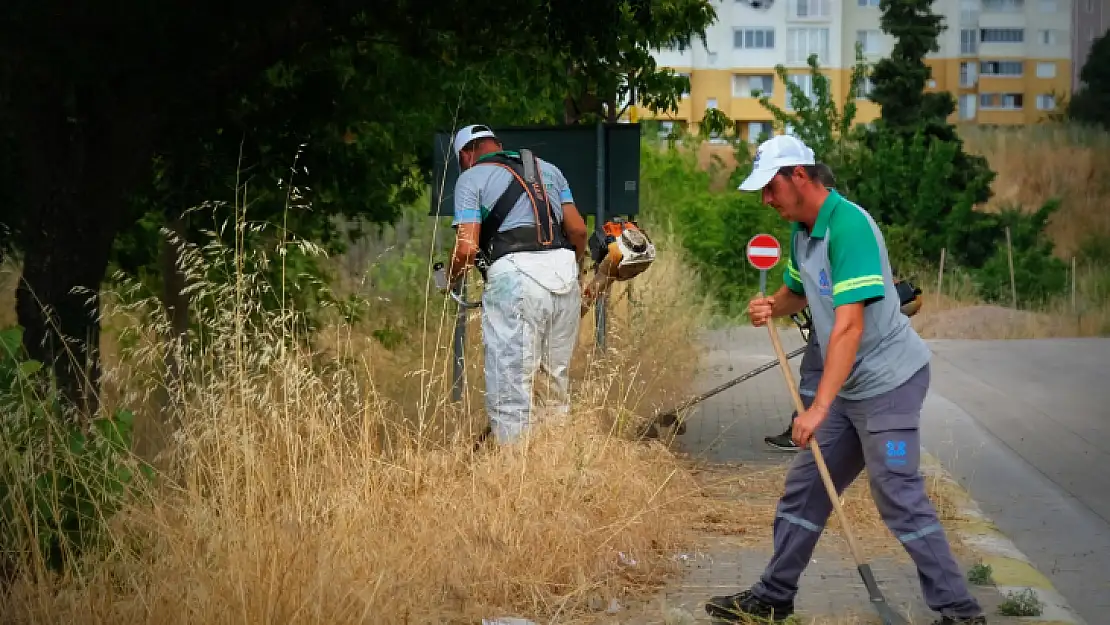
[[764, 428, 800, 452], [931, 617, 987, 625], [705, 589, 794, 623]]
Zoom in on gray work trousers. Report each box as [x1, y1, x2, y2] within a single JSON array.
[[752, 364, 982, 619]]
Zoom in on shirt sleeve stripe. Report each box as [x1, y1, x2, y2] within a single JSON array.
[[833, 275, 883, 295], [453, 209, 482, 227]]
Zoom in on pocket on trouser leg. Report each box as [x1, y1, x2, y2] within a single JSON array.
[[859, 364, 929, 435], [866, 427, 921, 478]]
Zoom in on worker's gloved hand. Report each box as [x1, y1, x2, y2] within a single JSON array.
[[748, 295, 775, 327]]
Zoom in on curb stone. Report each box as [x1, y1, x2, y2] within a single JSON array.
[[921, 453, 1087, 625]]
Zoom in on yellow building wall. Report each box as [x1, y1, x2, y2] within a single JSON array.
[[643, 58, 1073, 129], [1022, 59, 1072, 123]]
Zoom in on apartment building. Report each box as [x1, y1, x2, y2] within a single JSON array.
[[646, 0, 1078, 140], [1071, 0, 1108, 90]]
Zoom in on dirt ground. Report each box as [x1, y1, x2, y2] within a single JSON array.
[[911, 304, 1087, 339]]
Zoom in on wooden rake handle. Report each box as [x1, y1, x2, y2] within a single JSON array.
[[764, 318, 868, 566]]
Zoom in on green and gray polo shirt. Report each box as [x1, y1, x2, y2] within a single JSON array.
[[783, 190, 931, 400]]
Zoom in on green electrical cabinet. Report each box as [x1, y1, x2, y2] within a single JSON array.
[[429, 123, 642, 224]]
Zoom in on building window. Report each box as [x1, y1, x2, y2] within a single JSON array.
[[1036, 62, 1056, 78], [786, 74, 816, 110], [733, 74, 775, 97], [750, 75, 774, 97], [677, 72, 691, 97], [706, 98, 718, 110], [857, 0, 881, 6], [959, 94, 977, 120], [856, 76, 875, 98], [980, 92, 1024, 109], [980, 60, 1024, 76], [1038, 0, 1057, 12], [857, 30, 882, 55], [793, 0, 831, 18], [961, 30, 979, 55], [1037, 94, 1056, 110], [982, 0, 1024, 11], [747, 121, 773, 143], [658, 121, 675, 138], [1040, 30, 1060, 45], [960, 62, 978, 87], [980, 28, 1024, 43], [786, 28, 829, 64], [735, 28, 776, 49]]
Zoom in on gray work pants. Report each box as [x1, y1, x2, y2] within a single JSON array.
[[752, 364, 982, 619]]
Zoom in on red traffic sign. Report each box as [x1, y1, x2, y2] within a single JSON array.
[[746, 233, 782, 271]]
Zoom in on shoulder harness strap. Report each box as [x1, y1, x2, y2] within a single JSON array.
[[474, 150, 563, 258]]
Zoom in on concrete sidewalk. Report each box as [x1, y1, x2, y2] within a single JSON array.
[[618, 326, 1084, 625]]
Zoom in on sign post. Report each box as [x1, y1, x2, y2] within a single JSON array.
[[746, 233, 782, 296]]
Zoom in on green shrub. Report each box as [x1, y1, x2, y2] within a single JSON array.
[[973, 201, 1069, 307], [0, 326, 154, 575], [639, 140, 789, 317]]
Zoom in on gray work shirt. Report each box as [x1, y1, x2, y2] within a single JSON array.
[[783, 190, 931, 400]]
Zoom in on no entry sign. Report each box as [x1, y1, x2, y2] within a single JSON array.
[[747, 233, 782, 271]]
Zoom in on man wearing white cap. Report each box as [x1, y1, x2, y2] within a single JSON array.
[[444, 124, 589, 446], [705, 135, 985, 625]]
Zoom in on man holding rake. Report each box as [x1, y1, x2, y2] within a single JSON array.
[[706, 135, 985, 625]]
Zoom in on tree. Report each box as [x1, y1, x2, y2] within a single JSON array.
[[858, 0, 997, 268], [563, 0, 716, 123], [756, 48, 870, 166], [868, 0, 955, 133], [1066, 32, 1110, 129], [0, 0, 711, 416]]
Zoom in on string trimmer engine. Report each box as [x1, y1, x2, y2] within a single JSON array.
[[581, 218, 657, 315]]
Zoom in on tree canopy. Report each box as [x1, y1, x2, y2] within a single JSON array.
[[1067, 32, 1110, 129], [0, 0, 716, 415]]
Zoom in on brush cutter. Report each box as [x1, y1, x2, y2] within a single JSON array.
[[646, 306, 813, 436], [580, 218, 656, 318], [645, 344, 807, 437], [762, 305, 909, 625], [433, 262, 483, 309]]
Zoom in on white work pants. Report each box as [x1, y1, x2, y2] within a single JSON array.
[[481, 253, 581, 445]]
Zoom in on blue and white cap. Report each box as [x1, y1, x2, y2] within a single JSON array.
[[738, 134, 816, 191]]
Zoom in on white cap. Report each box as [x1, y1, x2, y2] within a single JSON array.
[[453, 124, 498, 159], [737, 134, 816, 191]]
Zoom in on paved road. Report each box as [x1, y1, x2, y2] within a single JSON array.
[[921, 338, 1110, 623], [655, 326, 1036, 623]]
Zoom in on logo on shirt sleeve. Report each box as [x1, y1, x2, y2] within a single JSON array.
[[818, 268, 832, 297]]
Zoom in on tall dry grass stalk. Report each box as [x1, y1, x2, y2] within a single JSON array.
[[0, 199, 714, 623]]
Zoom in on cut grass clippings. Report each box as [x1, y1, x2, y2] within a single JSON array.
[[681, 459, 969, 561]]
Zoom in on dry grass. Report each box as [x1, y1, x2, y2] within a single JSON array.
[[960, 123, 1110, 258], [680, 459, 967, 562], [0, 213, 718, 624], [907, 253, 1110, 339]]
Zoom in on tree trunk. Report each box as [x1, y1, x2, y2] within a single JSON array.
[[15, 189, 119, 418], [11, 82, 157, 419]]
